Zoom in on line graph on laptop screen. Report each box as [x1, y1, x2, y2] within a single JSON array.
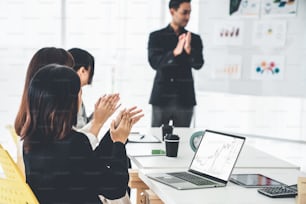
[[190, 131, 244, 181]]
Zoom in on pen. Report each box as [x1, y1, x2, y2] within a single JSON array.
[[140, 135, 145, 140]]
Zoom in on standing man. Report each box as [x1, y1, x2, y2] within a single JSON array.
[[148, 0, 204, 127]]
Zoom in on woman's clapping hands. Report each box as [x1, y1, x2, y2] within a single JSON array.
[[110, 107, 144, 144]]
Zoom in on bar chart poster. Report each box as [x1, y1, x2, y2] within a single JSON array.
[[211, 55, 242, 80], [212, 20, 244, 46], [250, 55, 285, 80]]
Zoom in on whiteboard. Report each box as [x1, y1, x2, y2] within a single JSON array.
[[196, 0, 306, 98]]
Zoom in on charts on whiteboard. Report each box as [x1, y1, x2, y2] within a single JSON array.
[[190, 131, 244, 181]]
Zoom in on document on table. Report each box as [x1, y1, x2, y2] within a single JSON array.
[[128, 132, 161, 143]]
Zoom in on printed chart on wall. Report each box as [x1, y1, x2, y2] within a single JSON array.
[[213, 21, 244, 46], [250, 55, 285, 80], [229, 0, 260, 18], [261, 0, 298, 17], [211, 55, 242, 80], [197, 0, 306, 97], [252, 20, 287, 47]]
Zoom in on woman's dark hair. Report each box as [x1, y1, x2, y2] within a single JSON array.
[[15, 47, 74, 136], [68, 48, 95, 85], [22, 64, 80, 152], [169, 0, 191, 10]]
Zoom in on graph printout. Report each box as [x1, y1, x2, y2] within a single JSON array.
[[252, 20, 287, 47], [211, 55, 242, 79], [261, 0, 298, 17], [229, 0, 260, 18], [213, 21, 244, 46], [190, 132, 244, 181], [250, 55, 284, 80]]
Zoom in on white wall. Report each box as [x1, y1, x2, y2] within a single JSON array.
[[0, 0, 305, 143], [195, 92, 306, 141], [0, 1, 62, 129]]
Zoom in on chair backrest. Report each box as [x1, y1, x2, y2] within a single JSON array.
[[5, 125, 18, 145], [0, 144, 39, 204], [0, 144, 24, 182], [0, 178, 39, 204], [5, 124, 26, 180]]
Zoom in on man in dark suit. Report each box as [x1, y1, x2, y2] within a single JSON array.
[[148, 0, 204, 127]]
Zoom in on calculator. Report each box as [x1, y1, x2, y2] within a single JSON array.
[[257, 184, 297, 198]]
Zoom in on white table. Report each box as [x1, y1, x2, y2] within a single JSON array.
[[138, 168, 305, 204], [127, 128, 299, 170], [127, 128, 302, 204]]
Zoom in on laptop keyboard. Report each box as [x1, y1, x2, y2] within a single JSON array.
[[168, 172, 215, 186]]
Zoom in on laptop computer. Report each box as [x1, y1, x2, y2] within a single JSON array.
[[147, 130, 245, 190]]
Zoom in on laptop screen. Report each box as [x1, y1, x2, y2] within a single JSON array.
[[189, 130, 245, 181]]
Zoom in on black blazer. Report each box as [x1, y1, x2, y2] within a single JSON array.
[[23, 130, 129, 204], [148, 25, 204, 106]]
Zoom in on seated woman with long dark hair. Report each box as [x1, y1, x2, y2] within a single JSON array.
[[21, 64, 143, 204]]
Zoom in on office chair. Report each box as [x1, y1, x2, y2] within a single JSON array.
[[5, 124, 25, 180], [0, 144, 39, 204]]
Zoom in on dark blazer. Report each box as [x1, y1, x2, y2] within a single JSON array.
[[148, 25, 204, 106], [23, 130, 129, 204]]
